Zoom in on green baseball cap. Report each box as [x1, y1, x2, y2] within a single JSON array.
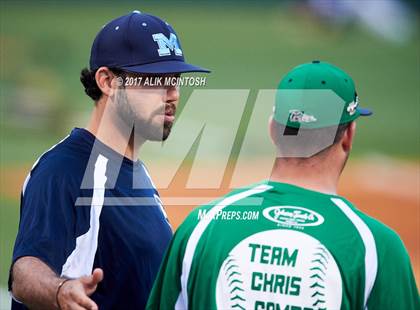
[[274, 60, 372, 129]]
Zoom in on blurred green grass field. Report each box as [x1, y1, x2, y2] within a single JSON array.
[[0, 1, 419, 290]]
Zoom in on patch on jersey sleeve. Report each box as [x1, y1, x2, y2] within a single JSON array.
[[215, 230, 342, 310]]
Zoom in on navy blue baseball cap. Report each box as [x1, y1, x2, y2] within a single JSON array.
[[89, 10, 210, 74]]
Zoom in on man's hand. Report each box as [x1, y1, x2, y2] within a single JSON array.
[[11, 256, 103, 310], [57, 268, 103, 310]]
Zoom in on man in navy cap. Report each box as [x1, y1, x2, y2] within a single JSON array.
[[9, 11, 209, 310]]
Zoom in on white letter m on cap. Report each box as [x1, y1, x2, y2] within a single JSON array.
[[152, 33, 183, 57]]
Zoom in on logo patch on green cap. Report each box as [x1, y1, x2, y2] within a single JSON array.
[[288, 110, 317, 123], [346, 96, 359, 116]]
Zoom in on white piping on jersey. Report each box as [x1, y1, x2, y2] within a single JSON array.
[[61, 154, 108, 278], [141, 164, 171, 227], [141, 163, 157, 189], [331, 198, 378, 310], [22, 135, 70, 196], [175, 184, 272, 310]]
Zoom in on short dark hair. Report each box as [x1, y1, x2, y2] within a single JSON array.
[[272, 121, 352, 158], [80, 67, 124, 101]]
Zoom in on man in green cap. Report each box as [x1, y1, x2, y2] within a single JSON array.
[[147, 61, 419, 310]]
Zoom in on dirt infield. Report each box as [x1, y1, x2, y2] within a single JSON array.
[[1, 159, 419, 285]]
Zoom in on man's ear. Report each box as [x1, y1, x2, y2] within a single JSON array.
[[342, 121, 356, 152], [95, 67, 117, 98]]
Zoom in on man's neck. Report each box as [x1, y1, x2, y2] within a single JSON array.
[[85, 99, 144, 161], [270, 158, 340, 195]]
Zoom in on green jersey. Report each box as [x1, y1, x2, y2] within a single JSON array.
[[147, 181, 419, 310]]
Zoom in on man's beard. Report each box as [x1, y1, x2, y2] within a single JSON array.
[[114, 88, 175, 141], [162, 99, 176, 141], [162, 120, 173, 141]]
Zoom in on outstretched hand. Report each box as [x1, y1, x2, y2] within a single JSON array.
[[57, 268, 103, 310]]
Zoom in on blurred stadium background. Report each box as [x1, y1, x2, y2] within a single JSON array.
[[0, 0, 419, 307]]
